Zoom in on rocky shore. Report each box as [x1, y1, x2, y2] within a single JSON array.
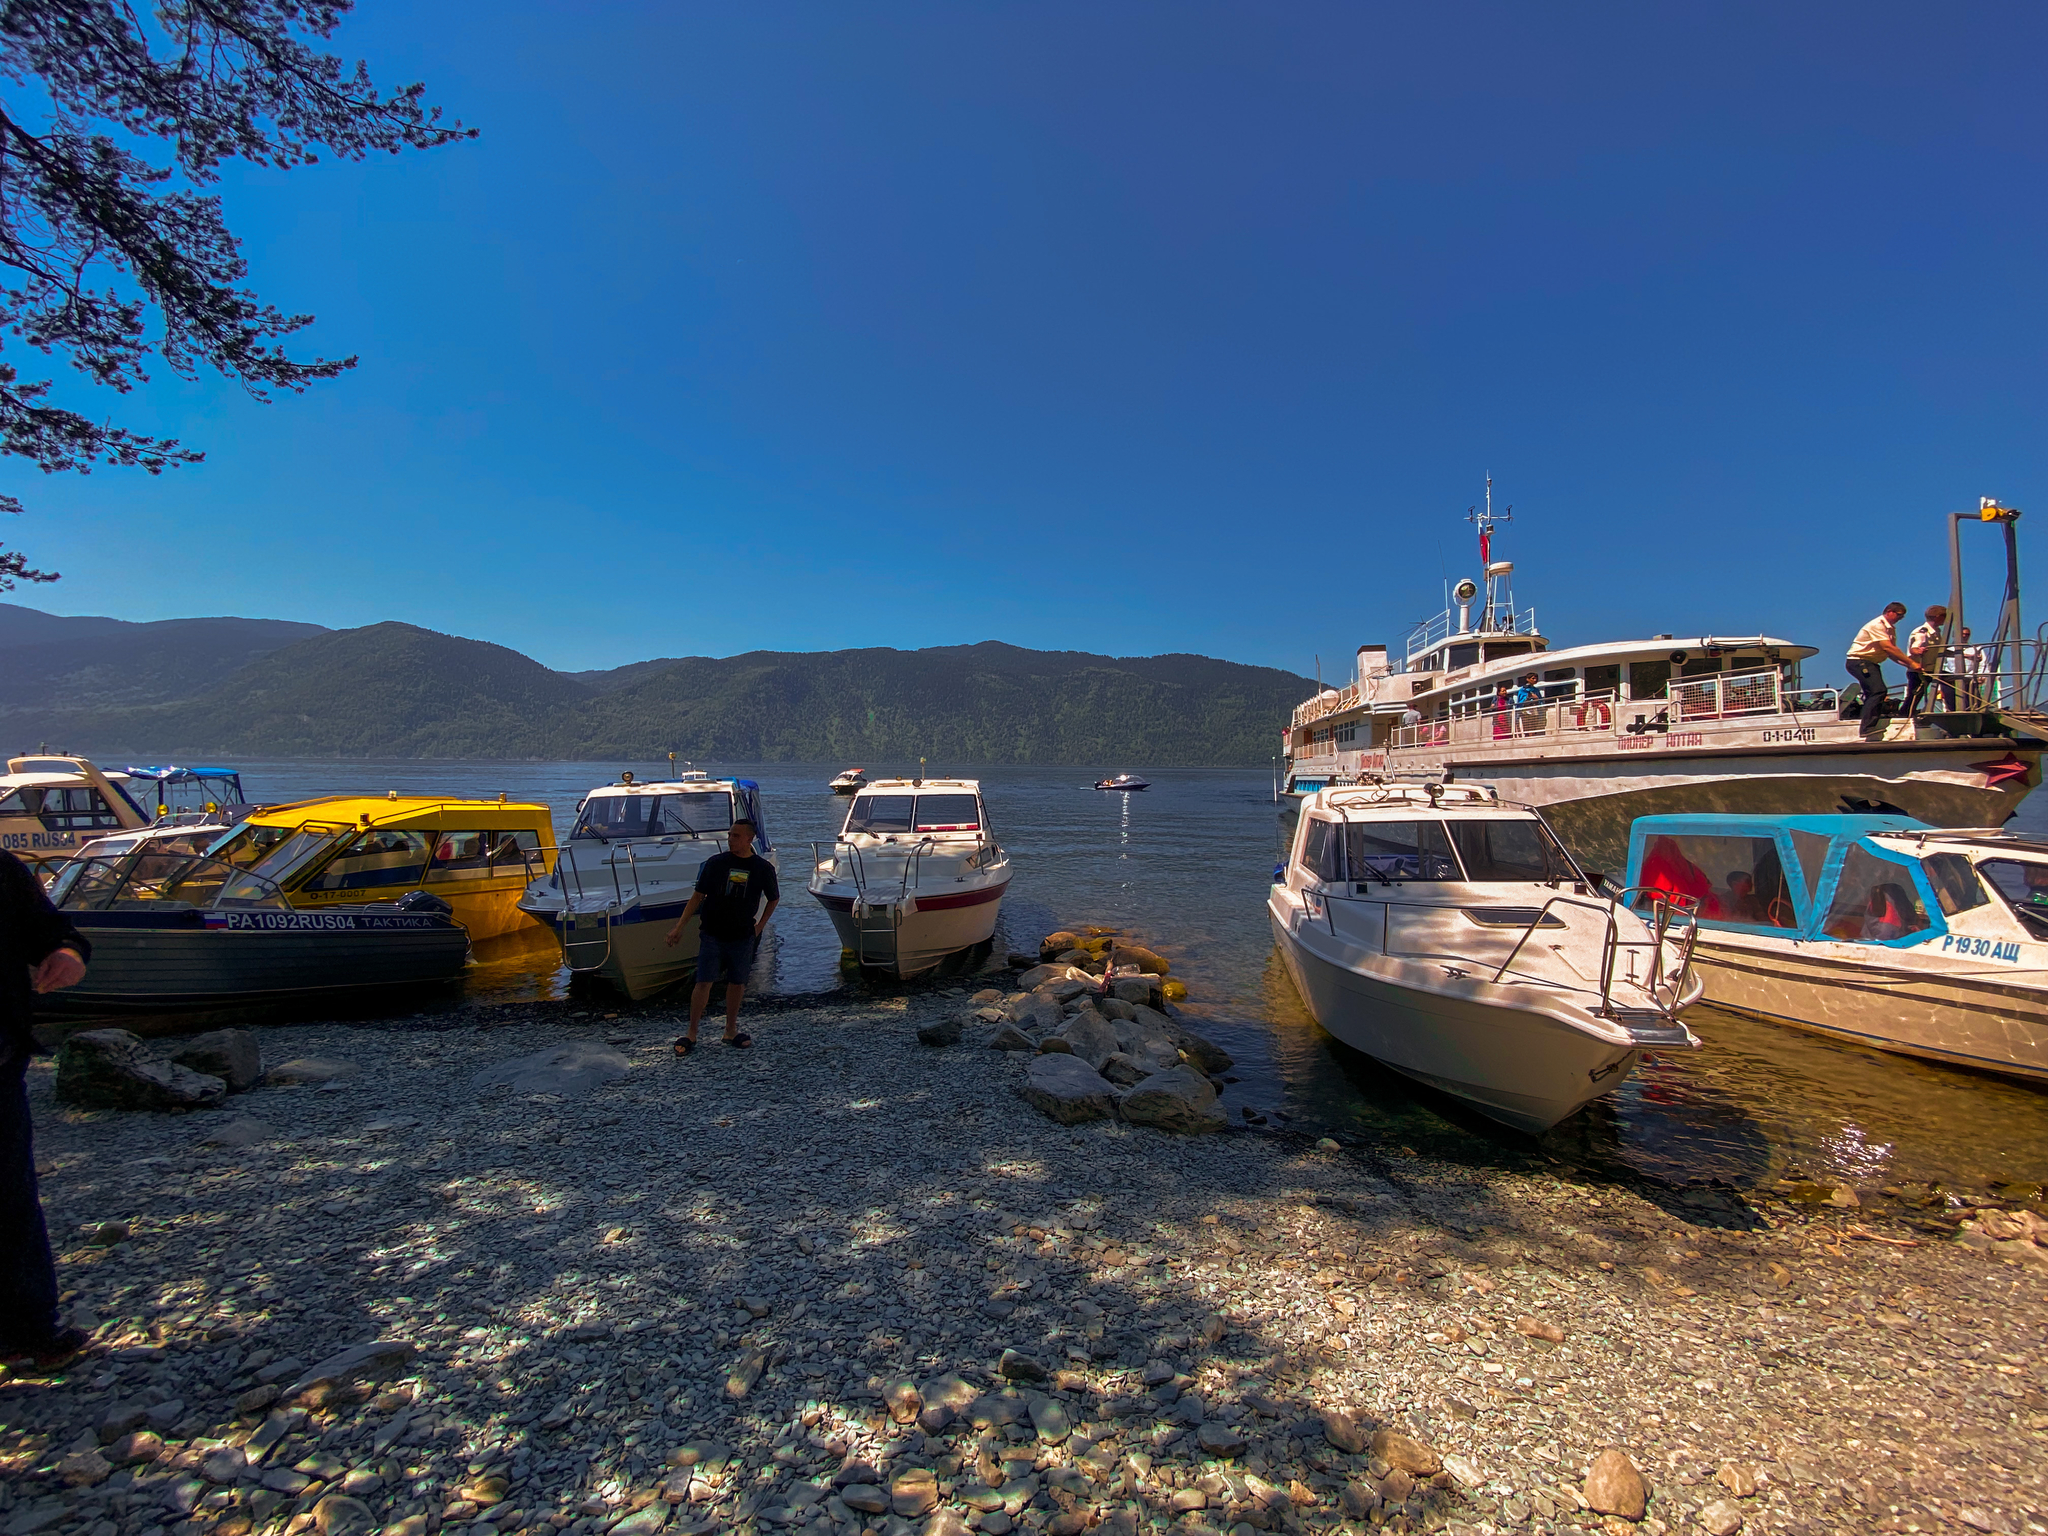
[[4, 986, 2046, 1536]]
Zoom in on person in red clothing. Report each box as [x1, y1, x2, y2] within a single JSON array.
[[2, 851, 91, 1372]]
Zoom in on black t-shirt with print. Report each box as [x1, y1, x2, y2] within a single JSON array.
[[694, 851, 780, 941]]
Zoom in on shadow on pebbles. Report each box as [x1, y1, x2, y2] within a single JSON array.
[[5, 985, 2046, 1536]]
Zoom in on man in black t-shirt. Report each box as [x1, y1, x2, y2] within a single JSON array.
[[664, 818, 779, 1051]]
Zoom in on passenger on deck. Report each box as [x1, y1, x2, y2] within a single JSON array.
[[1641, 836, 1716, 916], [1723, 871, 1768, 923], [1490, 682, 1513, 740], [1861, 883, 1924, 942]]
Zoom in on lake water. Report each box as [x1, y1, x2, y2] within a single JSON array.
[[167, 758, 2048, 1194]]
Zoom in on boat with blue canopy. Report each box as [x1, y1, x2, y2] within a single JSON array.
[[1624, 812, 2048, 1080]]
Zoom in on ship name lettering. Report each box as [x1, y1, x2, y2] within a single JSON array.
[[1939, 934, 2020, 962], [1617, 733, 1704, 751]]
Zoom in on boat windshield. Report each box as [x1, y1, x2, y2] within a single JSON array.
[[49, 851, 287, 911], [1316, 816, 1578, 884], [1445, 819, 1580, 884], [845, 793, 982, 835], [207, 823, 345, 887], [573, 791, 734, 841], [1973, 858, 2048, 937]]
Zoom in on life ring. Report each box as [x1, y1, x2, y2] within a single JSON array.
[[1575, 700, 1612, 730]]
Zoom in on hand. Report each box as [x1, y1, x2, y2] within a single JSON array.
[[32, 947, 86, 993], [664, 926, 682, 948], [754, 920, 768, 938]]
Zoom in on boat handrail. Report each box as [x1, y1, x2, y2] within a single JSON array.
[[1386, 667, 1849, 750]]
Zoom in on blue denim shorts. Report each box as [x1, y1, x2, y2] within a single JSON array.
[[696, 931, 757, 985]]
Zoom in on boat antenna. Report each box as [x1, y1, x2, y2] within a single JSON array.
[[1466, 477, 1514, 631]]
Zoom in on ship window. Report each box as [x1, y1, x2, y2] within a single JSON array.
[[1445, 820, 1578, 884], [1822, 846, 1931, 943], [1449, 643, 1480, 669], [845, 794, 915, 834], [1628, 660, 1671, 701], [305, 829, 433, 891], [1921, 853, 1990, 916], [23, 785, 125, 830], [1977, 859, 2048, 936], [1679, 656, 1724, 676], [1300, 819, 1340, 881], [0, 788, 32, 816], [1635, 833, 1798, 926], [1583, 664, 1620, 698], [1343, 820, 1460, 883], [1542, 668, 1576, 681]]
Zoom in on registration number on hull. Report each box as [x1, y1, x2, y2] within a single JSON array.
[[1937, 934, 2023, 962]]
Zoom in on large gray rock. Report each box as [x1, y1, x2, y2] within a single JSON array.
[[1006, 992, 1063, 1033], [1118, 1065, 1229, 1134], [171, 1029, 262, 1093], [1111, 975, 1162, 1006], [55, 1030, 226, 1111], [1018, 1055, 1117, 1125], [1098, 996, 1137, 1022], [1058, 1011, 1120, 1073], [1039, 975, 1093, 1004], [1100, 1052, 1148, 1087], [1130, 1004, 1233, 1072], [468, 1042, 630, 1097], [986, 1024, 1037, 1052], [916, 1013, 966, 1047]]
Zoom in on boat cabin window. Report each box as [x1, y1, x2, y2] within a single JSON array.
[[1679, 656, 1724, 676], [1637, 833, 1797, 926], [1628, 660, 1671, 702], [844, 794, 981, 835], [573, 791, 733, 841], [1445, 820, 1579, 884], [1448, 644, 1480, 670], [1340, 820, 1461, 883], [1973, 859, 2048, 937], [213, 825, 337, 884], [1823, 847, 1932, 942], [306, 829, 434, 891], [1584, 664, 1620, 698], [0, 785, 125, 830], [1921, 852, 1991, 917]]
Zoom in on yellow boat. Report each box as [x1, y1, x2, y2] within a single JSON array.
[[208, 794, 559, 942]]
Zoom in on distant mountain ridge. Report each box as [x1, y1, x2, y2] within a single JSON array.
[[2, 608, 1309, 764]]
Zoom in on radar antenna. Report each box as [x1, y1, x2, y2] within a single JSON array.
[[1464, 478, 1517, 631]]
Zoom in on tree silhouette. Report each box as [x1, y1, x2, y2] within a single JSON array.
[[0, 0, 473, 588]]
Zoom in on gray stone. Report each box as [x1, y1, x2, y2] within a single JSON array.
[[170, 1029, 262, 1093], [199, 1116, 272, 1148], [1098, 996, 1137, 1021], [1128, 1004, 1232, 1072], [1697, 1500, 1745, 1536], [467, 1042, 630, 1098], [97, 1402, 149, 1443], [1015, 964, 1062, 989], [1321, 1409, 1369, 1455], [1028, 1396, 1071, 1443], [1058, 1011, 1119, 1073], [1007, 992, 1064, 1033], [1118, 1066, 1229, 1134], [1018, 1055, 1117, 1125], [143, 1400, 186, 1433], [1196, 1421, 1246, 1458], [1110, 977, 1160, 1006], [266, 1057, 355, 1085], [1042, 976, 1092, 1003], [998, 1349, 1048, 1382], [311, 1496, 375, 1536], [55, 1030, 227, 1111], [1100, 1053, 1147, 1087], [839, 1487, 887, 1516], [986, 1025, 1037, 1052], [915, 1014, 965, 1047], [281, 1339, 417, 1407], [1035, 1035, 1074, 1056], [610, 1504, 670, 1536]]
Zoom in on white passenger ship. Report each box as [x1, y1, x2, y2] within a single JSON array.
[[1281, 490, 2044, 876]]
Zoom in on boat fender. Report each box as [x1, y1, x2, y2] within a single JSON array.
[[1271, 863, 1286, 884], [395, 890, 455, 917]]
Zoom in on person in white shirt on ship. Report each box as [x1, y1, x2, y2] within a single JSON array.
[[1844, 602, 1917, 735], [1904, 604, 1956, 716]]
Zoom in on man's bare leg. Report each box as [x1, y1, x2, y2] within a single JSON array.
[[686, 980, 715, 1043], [723, 983, 746, 1039]]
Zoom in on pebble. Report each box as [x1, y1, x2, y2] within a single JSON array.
[[1583, 1447, 1647, 1520]]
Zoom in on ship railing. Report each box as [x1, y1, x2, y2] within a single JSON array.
[[1899, 634, 2048, 716], [1400, 605, 1540, 664]]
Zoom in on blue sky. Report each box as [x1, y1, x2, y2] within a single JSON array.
[[5, 1, 2043, 677]]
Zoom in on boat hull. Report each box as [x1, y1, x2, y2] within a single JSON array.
[[544, 902, 718, 1001], [35, 909, 469, 1015], [814, 880, 1008, 978], [292, 880, 539, 942], [1690, 934, 2048, 1081], [1270, 911, 1642, 1134]]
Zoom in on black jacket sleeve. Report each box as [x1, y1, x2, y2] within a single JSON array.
[[3, 851, 89, 1053]]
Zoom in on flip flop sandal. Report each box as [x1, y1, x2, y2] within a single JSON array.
[[722, 1033, 753, 1049], [673, 1037, 697, 1057]]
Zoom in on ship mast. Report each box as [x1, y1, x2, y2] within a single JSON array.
[[1467, 479, 1514, 632]]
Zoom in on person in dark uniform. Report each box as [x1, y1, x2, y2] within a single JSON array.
[[2, 850, 91, 1372]]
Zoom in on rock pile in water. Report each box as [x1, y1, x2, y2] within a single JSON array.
[[918, 931, 1234, 1133]]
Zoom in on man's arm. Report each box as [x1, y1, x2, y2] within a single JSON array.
[[3, 851, 90, 987], [755, 897, 779, 937], [664, 891, 706, 946]]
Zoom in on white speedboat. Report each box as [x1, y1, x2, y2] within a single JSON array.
[[829, 768, 869, 794], [0, 752, 151, 868], [1625, 812, 2048, 1080], [809, 778, 1011, 976], [517, 773, 778, 1000], [1095, 774, 1150, 791], [1270, 782, 1702, 1133]]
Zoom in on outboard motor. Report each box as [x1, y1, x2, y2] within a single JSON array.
[[395, 890, 455, 917]]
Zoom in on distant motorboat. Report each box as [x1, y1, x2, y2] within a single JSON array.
[[829, 768, 869, 794], [1095, 774, 1150, 791]]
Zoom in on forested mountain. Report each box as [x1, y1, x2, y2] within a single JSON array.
[[0, 605, 328, 721], [3, 609, 1308, 764]]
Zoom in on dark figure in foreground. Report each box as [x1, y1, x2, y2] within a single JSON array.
[[1845, 601, 1917, 734], [2, 851, 90, 1371], [665, 818, 780, 1052]]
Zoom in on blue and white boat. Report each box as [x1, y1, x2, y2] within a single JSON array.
[[517, 772, 777, 999], [1624, 812, 2048, 1081]]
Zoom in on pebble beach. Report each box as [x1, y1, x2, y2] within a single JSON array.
[[5, 988, 2047, 1536]]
